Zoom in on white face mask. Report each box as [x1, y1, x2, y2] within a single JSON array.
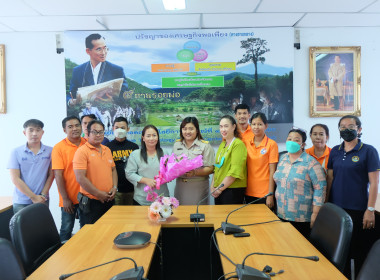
[[114, 128, 127, 139]]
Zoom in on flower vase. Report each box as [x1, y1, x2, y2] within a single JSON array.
[[157, 217, 167, 222]]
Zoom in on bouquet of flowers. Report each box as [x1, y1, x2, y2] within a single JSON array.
[[144, 153, 203, 222], [147, 196, 179, 222], [154, 153, 204, 188]]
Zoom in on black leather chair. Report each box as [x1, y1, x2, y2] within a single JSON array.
[[9, 204, 61, 276], [309, 202, 353, 272], [356, 239, 380, 280], [0, 237, 26, 280]]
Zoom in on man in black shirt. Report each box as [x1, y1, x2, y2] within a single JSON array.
[[106, 117, 139, 205]]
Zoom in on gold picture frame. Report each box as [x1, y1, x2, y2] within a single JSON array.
[[309, 46, 361, 117], [0, 44, 5, 114]]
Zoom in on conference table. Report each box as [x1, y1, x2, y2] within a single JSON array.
[[28, 205, 346, 280]]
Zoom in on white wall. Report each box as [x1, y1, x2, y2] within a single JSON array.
[[294, 27, 380, 152], [0, 32, 67, 229], [1, 27, 379, 230]]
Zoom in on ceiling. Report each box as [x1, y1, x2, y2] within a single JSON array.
[[0, 0, 380, 32]]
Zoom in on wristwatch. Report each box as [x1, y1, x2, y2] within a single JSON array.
[[113, 186, 118, 191], [367, 207, 375, 212]]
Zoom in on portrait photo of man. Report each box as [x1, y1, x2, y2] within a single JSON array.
[[67, 33, 128, 106]]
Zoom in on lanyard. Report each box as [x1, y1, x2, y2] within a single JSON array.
[[217, 137, 235, 164]]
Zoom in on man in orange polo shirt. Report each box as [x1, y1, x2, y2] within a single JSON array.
[[234, 103, 254, 143], [73, 120, 117, 225], [52, 116, 87, 242]]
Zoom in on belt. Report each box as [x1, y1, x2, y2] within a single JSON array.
[[180, 177, 208, 183]]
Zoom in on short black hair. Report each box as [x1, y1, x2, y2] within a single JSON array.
[[85, 33, 104, 49], [338, 115, 362, 138], [310, 124, 329, 137], [338, 115, 361, 129], [113, 117, 128, 127], [234, 103, 250, 114], [288, 128, 307, 143], [250, 112, 268, 125], [23, 119, 44, 129], [81, 114, 96, 122], [87, 120, 105, 134], [62, 116, 80, 128]]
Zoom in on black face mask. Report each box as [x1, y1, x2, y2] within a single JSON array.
[[340, 129, 357, 142]]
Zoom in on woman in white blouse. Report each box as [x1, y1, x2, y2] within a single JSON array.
[[126, 125, 169, 205]]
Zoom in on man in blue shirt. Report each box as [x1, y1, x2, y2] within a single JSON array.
[[82, 102, 104, 124], [67, 33, 128, 106], [7, 119, 54, 214]]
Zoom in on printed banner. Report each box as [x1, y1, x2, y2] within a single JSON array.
[[64, 28, 294, 145]]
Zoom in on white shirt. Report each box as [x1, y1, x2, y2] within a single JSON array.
[[91, 62, 102, 85]]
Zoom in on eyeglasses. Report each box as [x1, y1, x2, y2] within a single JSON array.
[[90, 130, 104, 136], [93, 47, 109, 54], [339, 125, 357, 131]]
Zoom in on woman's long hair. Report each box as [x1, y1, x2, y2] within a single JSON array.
[[140, 125, 163, 163]]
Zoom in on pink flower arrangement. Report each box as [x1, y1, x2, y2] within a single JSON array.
[[153, 153, 203, 188], [145, 153, 203, 222]]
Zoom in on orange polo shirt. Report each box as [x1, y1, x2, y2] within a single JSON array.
[[305, 145, 331, 171], [73, 142, 115, 200], [241, 125, 254, 144], [52, 137, 87, 206], [246, 135, 279, 197]]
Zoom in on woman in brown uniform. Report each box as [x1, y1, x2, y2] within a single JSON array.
[[172, 117, 215, 205]]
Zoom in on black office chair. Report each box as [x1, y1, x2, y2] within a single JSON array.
[[356, 239, 380, 280], [9, 203, 62, 276], [0, 237, 26, 280], [309, 202, 353, 272]]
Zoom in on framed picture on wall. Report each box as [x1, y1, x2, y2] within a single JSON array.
[[309, 46, 361, 117], [0, 44, 5, 114]]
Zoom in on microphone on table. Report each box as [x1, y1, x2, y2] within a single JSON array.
[[190, 184, 224, 222], [221, 192, 273, 235], [59, 257, 144, 280], [236, 252, 319, 280]]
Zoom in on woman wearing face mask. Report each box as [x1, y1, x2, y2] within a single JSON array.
[[305, 124, 331, 173], [105, 117, 139, 205], [327, 115, 380, 276], [172, 117, 215, 205], [245, 113, 279, 208], [211, 115, 247, 205], [274, 128, 326, 238], [125, 125, 169, 205]]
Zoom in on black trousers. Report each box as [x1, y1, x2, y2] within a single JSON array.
[[215, 188, 246, 205], [333, 96, 341, 110], [279, 218, 311, 239], [80, 198, 114, 225], [244, 195, 266, 204], [343, 208, 380, 277]]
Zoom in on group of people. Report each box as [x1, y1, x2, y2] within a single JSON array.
[[7, 103, 379, 277], [229, 84, 292, 123]]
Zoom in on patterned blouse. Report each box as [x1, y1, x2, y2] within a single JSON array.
[[273, 152, 326, 222]]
